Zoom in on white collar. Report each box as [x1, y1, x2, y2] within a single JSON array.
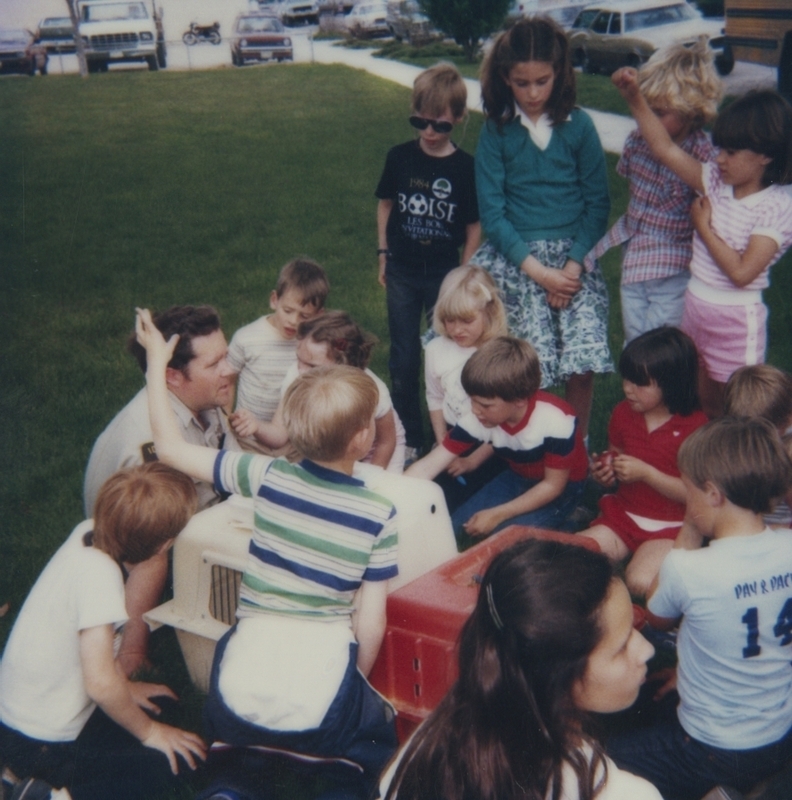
[[515, 105, 554, 151]]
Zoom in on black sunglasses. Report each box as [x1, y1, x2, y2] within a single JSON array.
[[409, 115, 454, 134]]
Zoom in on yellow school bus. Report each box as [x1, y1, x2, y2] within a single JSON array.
[[723, 0, 792, 98]]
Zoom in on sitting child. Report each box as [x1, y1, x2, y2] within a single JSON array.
[[407, 336, 588, 542], [424, 265, 508, 511], [585, 40, 720, 342], [724, 363, 792, 527], [578, 327, 707, 597], [233, 311, 406, 473], [607, 417, 792, 799], [135, 308, 399, 800], [227, 257, 328, 452], [0, 463, 206, 800]]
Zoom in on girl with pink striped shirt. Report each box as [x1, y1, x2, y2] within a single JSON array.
[[613, 73, 792, 417]]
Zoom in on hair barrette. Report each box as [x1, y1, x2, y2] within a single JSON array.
[[486, 583, 504, 631]]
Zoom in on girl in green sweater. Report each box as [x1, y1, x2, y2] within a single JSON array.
[[472, 16, 612, 439]]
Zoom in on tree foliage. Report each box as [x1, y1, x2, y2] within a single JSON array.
[[418, 0, 512, 61]]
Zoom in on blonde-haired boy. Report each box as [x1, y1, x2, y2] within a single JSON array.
[[376, 62, 481, 456], [585, 39, 722, 342], [0, 464, 205, 800], [135, 310, 399, 798]]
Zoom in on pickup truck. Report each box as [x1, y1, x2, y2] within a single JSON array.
[[77, 0, 166, 71]]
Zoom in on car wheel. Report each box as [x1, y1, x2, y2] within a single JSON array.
[[156, 42, 167, 68], [777, 33, 792, 101], [626, 53, 641, 69], [146, 54, 158, 71], [209, 31, 221, 45], [39, 61, 47, 75], [714, 44, 733, 76], [28, 59, 36, 76], [580, 50, 596, 74], [183, 31, 198, 45]]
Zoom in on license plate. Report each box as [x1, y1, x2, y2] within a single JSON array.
[[110, 50, 123, 58], [259, 50, 272, 59]]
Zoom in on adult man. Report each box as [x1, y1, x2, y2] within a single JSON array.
[[84, 305, 239, 675]]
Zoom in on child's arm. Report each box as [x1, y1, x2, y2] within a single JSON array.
[[460, 221, 482, 265], [369, 410, 397, 469], [691, 196, 780, 287], [612, 67, 705, 195], [405, 443, 457, 479], [612, 454, 687, 504], [229, 404, 289, 449], [377, 199, 393, 288], [463, 466, 569, 537], [352, 579, 388, 677], [80, 623, 206, 774], [135, 309, 216, 483], [446, 443, 494, 477], [429, 409, 449, 448]]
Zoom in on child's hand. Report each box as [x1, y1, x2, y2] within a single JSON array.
[[229, 408, 260, 439], [612, 454, 648, 483], [611, 67, 640, 101], [377, 256, 387, 288], [540, 267, 582, 299], [590, 451, 616, 487], [135, 308, 178, 370], [447, 454, 475, 477], [690, 195, 712, 234], [463, 508, 504, 537], [128, 681, 178, 715], [142, 721, 207, 774], [546, 291, 571, 309]]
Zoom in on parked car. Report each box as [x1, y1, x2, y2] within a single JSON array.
[[346, 2, 389, 37], [34, 17, 76, 54], [280, 0, 320, 25], [0, 29, 47, 75], [569, 0, 728, 75], [508, 1, 589, 29], [386, 0, 440, 44], [231, 12, 293, 64]]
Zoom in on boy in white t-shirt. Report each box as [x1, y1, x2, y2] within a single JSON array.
[[0, 464, 206, 800], [608, 417, 792, 799], [227, 258, 329, 450]]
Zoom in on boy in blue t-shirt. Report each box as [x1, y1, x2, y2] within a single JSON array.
[[608, 417, 792, 799]]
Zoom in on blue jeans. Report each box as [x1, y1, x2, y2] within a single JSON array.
[[620, 272, 689, 343], [608, 713, 792, 800], [386, 260, 449, 448], [450, 471, 585, 539], [204, 627, 397, 799]]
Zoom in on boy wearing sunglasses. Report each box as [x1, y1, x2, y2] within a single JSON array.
[[375, 63, 481, 461]]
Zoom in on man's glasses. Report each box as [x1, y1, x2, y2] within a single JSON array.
[[409, 116, 454, 134]]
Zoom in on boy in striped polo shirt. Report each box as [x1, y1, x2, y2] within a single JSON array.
[[135, 308, 399, 798]]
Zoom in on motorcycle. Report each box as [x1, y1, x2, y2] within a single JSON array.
[[182, 21, 221, 45]]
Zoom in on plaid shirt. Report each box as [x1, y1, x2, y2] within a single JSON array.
[[585, 129, 714, 285]]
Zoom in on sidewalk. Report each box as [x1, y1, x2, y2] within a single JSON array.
[[310, 39, 636, 153]]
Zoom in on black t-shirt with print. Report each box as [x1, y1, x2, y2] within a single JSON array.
[[376, 140, 478, 271]]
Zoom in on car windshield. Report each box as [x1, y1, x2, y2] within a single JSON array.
[[43, 18, 73, 27], [625, 3, 698, 31], [81, 3, 148, 22], [0, 29, 29, 43], [237, 16, 283, 31], [572, 8, 598, 28]]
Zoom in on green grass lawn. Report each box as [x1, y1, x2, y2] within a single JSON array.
[[1, 62, 791, 796]]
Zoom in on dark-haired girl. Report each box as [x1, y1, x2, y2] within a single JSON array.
[[471, 16, 613, 440], [579, 327, 707, 597], [614, 71, 792, 417], [378, 540, 659, 800]]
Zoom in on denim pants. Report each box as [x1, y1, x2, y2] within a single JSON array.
[[385, 260, 449, 448], [450, 471, 586, 539], [203, 626, 398, 800], [620, 272, 689, 343], [0, 705, 182, 800], [608, 713, 792, 800]]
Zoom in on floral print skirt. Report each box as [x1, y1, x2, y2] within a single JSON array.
[[471, 238, 614, 387]]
